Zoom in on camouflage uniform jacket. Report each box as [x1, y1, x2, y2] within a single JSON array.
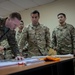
[[16, 31, 22, 44], [51, 23, 75, 54], [0, 18, 20, 56], [16, 31, 28, 53], [19, 23, 50, 57]]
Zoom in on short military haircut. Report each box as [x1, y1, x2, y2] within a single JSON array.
[[9, 12, 21, 20], [31, 10, 40, 17], [57, 13, 66, 18]]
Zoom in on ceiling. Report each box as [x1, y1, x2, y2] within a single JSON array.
[[0, 0, 56, 17]]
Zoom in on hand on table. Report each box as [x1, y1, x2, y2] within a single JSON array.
[[15, 55, 24, 60]]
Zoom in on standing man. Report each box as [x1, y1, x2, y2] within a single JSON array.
[[19, 10, 50, 57], [51, 13, 75, 55], [16, 20, 24, 44], [16, 20, 28, 57], [0, 12, 24, 60]]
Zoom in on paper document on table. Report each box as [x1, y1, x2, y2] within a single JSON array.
[[31, 56, 48, 59], [21, 58, 45, 66], [51, 54, 74, 58], [0, 61, 18, 67], [0, 58, 45, 67]]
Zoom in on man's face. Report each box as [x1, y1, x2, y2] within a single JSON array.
[[58, 15, 66, 24], [5, 17, 20, 30], [18, 22, 24, 30], [31, 13, 40, 25]]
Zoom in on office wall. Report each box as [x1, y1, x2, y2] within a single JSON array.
[[20, 0, 75, 38]]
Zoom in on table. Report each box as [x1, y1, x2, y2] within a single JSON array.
[[0, 57, 74, 75]]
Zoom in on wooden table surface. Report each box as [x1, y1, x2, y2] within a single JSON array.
[[0, 57, 74, 75]]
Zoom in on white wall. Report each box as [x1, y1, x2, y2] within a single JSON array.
[[19, 0, 75, 38]]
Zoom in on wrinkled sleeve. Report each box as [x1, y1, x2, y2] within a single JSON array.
[[18, 27, 28, 50], [51, 30, 57, 50], [45, 27, 51, 51], [70, 26, 75, 54], [7, 30, 20, 56], [0, 39, 10, 49], [16, 31, 22, 44]]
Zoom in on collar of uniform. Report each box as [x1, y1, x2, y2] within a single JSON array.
[[31, 23, 40, 29], [57, 23, 67, 29]]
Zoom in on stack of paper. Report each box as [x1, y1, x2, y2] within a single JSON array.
[[0, 58, 44, 67], [51, 54, 74, 58], [0, 60, 18, 67], [31, 56, 47, 59]]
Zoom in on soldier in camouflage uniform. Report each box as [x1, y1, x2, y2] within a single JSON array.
[[16, 20, 24, 44], [16, 20, 28, 57], [19, 10, 50, 57], [51, 13, 75, 55], [0, 12, 24, 60]]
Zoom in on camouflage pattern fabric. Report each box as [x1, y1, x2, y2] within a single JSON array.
[[16, 31, 22, 44], [0, 18, 20, 59], [16, 30, 28, 57], [0, 39, 14, 60], [19, 23, 50, 57], [51, 23, 75, 55]]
